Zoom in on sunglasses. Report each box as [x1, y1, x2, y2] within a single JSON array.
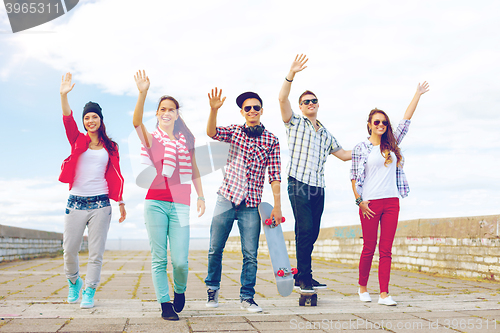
[[373, 120, 388, 126], [244, 105, 261, 112], [301, 99, 318, 105]]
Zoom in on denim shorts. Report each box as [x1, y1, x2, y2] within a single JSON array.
[[66, 194, 110, 211]]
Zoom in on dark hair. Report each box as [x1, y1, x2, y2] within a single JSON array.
[[97, 121, 118, 155], [367, 108, 402, 167], [298, 90, 317, 104], [157, 96, 195, 153], [82, 104, 118, 154]]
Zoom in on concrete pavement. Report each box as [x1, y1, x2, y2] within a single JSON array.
[[0, 250, 499, 332]]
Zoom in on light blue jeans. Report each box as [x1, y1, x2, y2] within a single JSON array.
[[144, 200, 190, 303], [205, 194, 260, 300]]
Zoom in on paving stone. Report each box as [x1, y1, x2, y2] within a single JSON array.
[[0, 250, 498, 332]]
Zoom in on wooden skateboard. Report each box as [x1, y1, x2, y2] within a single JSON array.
[[258, 202, 296, 297], [299, 290, 318, 306]]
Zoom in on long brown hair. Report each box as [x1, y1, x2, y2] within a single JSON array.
[[97, 121, 118, 155], [367, 109, 402, 167], [157, 96, 195, 153]]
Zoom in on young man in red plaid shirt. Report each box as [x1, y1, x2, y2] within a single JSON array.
[[204, 88, 282, 312]]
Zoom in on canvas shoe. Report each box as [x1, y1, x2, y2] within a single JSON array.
[[67, 277, 83, 303], [358, 288, 372, 302], [378, 295, 397, 306], [294, 278, 327, 289], [161, 302, 179, 321], [240, 298, 262, 312], [206, 289, 219, 308], [173, 292, 185, 313], [299, 280, 315, 293], [80, 287, 96, 309]]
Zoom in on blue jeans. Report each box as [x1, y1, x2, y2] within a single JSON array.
[[288, 177, 324, 283], [144, 200, 190, 303], [205, 194, 260, 300]]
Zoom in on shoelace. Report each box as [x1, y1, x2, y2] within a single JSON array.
[[207, 290, 216, 301]]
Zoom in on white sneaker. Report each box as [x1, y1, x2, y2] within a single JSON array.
[[378, 295, 397, 306], [358, 288, 371, 302], [240, 298, 262, 312], [206, 289, 219, 308]]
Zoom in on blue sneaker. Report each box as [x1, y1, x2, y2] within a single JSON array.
[[67, 277, 83, 303], [80, 287, 95, 308]]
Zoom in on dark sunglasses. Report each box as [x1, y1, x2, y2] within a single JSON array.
[[301, 99, 318, 105], [373, 120, 388, 126], [244, 105, 261, 112]]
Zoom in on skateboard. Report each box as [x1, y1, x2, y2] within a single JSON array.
[[299, 291, 318, 306], [258, 202, 297, 297]]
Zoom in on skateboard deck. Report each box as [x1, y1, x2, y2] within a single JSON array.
[[258, 202, 295, 297]]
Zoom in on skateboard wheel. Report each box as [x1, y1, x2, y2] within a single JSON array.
[[291, 268, 298, 275], [299, 295, 306, 306], [311, 294, 318, 306], [265, 218, 272, 225], [277, 269, 284, 277]]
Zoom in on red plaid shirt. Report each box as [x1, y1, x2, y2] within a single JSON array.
[[212, 124, 281, 207]]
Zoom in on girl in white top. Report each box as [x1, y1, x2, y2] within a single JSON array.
[[351, 82, 429, 306]]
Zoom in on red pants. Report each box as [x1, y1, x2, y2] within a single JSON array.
[[358, 197, 399, 293]]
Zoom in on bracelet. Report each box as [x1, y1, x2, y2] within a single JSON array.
[[285, 77, 293, 82], [118, 201, 125, 206], [197, 196, 205, 202], [355, 197, 363, 206]]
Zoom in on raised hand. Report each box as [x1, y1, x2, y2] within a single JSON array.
[[134, 70, 150, 93], [60, 72, 75, 95], [290, 54, 308, 74], [208, 87, 226, 111], [417, 81, 430, 95]]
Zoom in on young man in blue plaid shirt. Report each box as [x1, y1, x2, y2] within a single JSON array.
[[278, 55, 352, 293]]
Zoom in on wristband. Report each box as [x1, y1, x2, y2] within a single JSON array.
[[118, 201, 125, 206], [197, 196, 205, 202], [355, 197, 363, 206], [285, 77, 293, 82]]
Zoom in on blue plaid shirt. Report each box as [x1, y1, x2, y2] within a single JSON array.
[[350, 119, 411, 198]]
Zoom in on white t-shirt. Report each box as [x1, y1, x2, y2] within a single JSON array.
[[361, 145, 399, 201], [70, 148, 109, 196]]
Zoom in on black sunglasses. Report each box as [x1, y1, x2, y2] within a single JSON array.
[[301, 99, 318, 105], [373, 120, 388, 126], [244, 105, 261, 112]]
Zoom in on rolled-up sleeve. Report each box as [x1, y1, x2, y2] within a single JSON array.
[[350, 144, 363, 181], [394, 119, 411, 146], [211, 125, 234, 143], [267, 139, 281, 183]]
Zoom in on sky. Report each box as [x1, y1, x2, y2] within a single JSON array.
[[0, 0, 499, 241]]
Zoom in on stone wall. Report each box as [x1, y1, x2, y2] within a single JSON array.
[[0, 225, 87, 262], [227, 214, 500, 280]]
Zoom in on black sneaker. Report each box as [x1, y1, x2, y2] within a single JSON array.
[[295, 278, 327, 289], [161, 302, 179, 321], [173, 292, 185, 312], [312, 278, 327, 289], [299, 280, 314, 293]]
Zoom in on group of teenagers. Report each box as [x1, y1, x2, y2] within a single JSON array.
[[58, 55, 429, 320]]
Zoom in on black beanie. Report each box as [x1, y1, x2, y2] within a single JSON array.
[[82, 102, 103, 120]]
